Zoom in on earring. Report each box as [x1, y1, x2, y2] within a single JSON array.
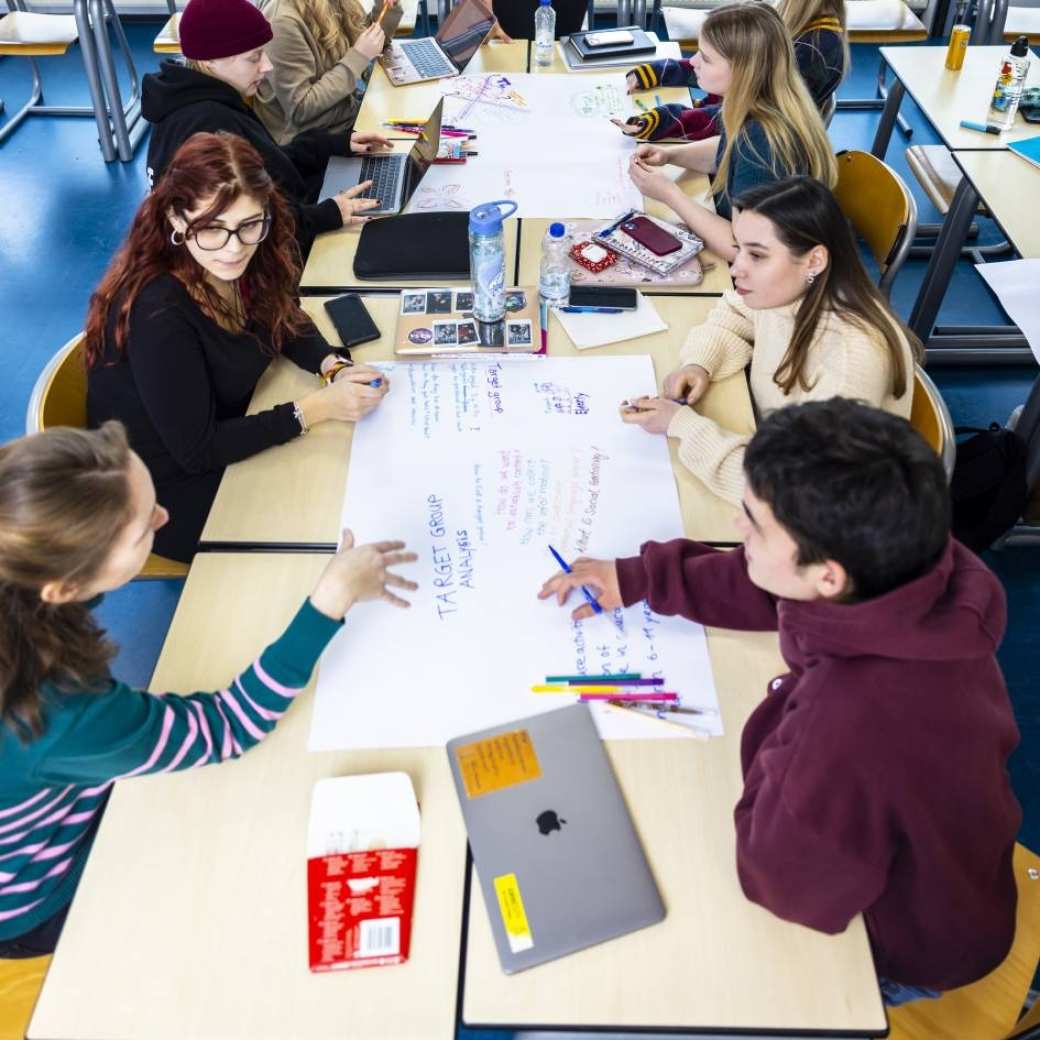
[[806, 271, 816, 286], [170, 229, 185, 246]]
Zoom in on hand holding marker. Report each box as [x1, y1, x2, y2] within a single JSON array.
[[547, 544, 604, 618]]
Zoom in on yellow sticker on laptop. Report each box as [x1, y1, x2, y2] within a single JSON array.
[[493, 873, 534, 952], [454, 729, 542, 799]]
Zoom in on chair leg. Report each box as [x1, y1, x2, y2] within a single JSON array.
[[837, 56, 915, 138], [0, 57, 43, 145]]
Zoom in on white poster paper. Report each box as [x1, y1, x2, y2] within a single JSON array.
[[308, 356, 722, 752], [405, 73, 644, 218], [975, 259, 1040, 366]]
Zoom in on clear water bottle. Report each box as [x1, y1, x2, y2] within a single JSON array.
[[534, 0, 555, 67], [538, 222, 570, 308], [987, 35, 1031, 130], [468, 199, 518, 323]]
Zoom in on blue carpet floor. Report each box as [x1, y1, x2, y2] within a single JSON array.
[[1, 26, 1038, 1028]]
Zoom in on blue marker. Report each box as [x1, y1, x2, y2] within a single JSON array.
[[370, 378, 383, 387], [548, 544, 603, 618], [559, 306, 623, 314]]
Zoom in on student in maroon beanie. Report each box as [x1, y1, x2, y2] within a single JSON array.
[[539, 398, 1021, 1005]]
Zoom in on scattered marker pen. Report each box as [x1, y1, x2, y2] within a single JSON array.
[[560, 306, 623, 314], [960, 119, 1002, 135]]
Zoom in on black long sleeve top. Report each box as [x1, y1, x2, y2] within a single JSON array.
[[87, 274, 330, 487]]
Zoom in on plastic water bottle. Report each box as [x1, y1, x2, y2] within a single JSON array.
[[987, 35, 1031, 130], [534, 0, 555, 67], [538, 222, 570, 308], [468, 199, 518, 323]]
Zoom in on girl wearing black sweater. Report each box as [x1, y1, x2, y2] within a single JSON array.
[[87, 132, 388, 563]]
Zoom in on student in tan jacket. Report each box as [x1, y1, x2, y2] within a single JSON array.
[[622, 176, 920, 505], [255, 0, 404, 144]]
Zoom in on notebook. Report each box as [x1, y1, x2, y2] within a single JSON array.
[[1009, 135, 1040, 171], [446, 703, 665, 973]]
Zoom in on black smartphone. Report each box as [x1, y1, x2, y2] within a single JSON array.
[[323, 293, 381, 349], [568, 286, 639, 310]]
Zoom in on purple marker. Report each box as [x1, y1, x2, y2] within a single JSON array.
[[568, 677, 664, 687]]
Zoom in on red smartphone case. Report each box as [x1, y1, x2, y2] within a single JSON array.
[[620, 216, 682, 256]]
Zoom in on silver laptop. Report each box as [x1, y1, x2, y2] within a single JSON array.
[[447, 703, 665, 973], [380, 0, 497, 86], [319, 99, 443, 216]]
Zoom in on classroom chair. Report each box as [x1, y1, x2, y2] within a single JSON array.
[[24, 334, 190, 581], [153, 0, 181, 56], [832, 149, 917, 298], [887, 843, 1040, 1040], [996, 368, 1040, 547], [910, 364, 956, 480], [0, 954, 50, 1040], [0, 2, 82, 145]]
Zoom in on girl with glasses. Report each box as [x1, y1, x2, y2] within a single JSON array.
[[85, 132, 389, 563]]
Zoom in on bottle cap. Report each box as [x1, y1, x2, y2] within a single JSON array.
[[469, 199, 519, 235], [548, 222, 566, 238], [1011, 35, 1029, 56], [539, 0, 552, 6]]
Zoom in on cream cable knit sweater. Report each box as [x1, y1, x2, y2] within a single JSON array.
[[666, 291, 915, 504]]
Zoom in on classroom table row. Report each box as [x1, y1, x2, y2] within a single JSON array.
[[303, 39, 734, 297], [870, 44, 1040, 358], [198, 295, 751, 548], [28, 555, 886, 1040]]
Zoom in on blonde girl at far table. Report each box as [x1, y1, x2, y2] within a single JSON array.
[[255, 0, 404, 145], [628, 1, 837, 263], [621, 176, 920, 505], [0, 421, 416, 957]]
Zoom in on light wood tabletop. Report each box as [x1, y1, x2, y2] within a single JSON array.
[[881, 44, 1040, 151], [954, 150, 1040, 257], [199, 293, 752, 548], [462, 623, 887, 1035], [28, 552, 468, 1040]]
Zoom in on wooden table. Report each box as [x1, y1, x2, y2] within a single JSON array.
[[908, 149, 1040, 359], [28, 552, 468, 1040], [199, 294, 753, 548], [872, 44, 1040, 159], [462, 622, 887, 1036]]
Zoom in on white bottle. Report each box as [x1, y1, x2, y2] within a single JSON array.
[[534, 0, 555, 67], [538, 222, 570, 307], [987, 35, 1031, 130]]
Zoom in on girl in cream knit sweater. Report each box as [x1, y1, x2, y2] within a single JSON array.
[[623, 176, 920, 505]]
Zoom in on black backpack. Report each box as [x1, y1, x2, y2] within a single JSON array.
[[950, 424, 1028, 552]]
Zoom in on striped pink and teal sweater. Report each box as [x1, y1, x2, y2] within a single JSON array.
[[0, 599, 340, 940]]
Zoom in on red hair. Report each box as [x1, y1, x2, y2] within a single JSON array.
[[85, 131, 308, 366]]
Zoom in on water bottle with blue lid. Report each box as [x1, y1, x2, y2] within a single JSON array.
[[469, 199, 518, 324]]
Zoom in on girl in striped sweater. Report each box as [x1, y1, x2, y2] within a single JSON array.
[[616, 0, 848, 142], [0, 422, 416, 957]]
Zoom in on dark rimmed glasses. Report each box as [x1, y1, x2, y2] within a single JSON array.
[[186, 213, 272, 251]]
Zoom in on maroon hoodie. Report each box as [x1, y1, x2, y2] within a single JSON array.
[[616, 537, 1021, 990]]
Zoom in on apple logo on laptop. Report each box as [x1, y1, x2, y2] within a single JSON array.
[[536, 810, 566, 835]]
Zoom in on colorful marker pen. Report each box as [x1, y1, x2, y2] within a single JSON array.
[[960, 119, 1002, 135]]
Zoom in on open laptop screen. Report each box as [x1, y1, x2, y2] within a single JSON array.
[[402, 98, 445, 204], [437, 0, 496, 71]]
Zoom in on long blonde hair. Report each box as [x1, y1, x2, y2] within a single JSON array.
[[703, 3, 837, 199], [288, 0, 367, 66]]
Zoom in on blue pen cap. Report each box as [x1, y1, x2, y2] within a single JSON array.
[[548, 222, 566, 238], [469, 199, 519, 236]]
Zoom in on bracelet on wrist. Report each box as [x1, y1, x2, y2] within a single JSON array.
[[321, 360, 353, 386], [292, 401, 310, 435]]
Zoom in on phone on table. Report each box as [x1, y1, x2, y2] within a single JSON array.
[[585, 29, 634, 47], [620, 216, 682, 256], [323, 293, 381, 350], [568, 286, 639, 310]]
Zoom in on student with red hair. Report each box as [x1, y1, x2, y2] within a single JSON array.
[[86, 132, 388, 562]]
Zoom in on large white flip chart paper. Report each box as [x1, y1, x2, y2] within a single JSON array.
[[404, 73, 644, 219], [308, 356, 721, 751]]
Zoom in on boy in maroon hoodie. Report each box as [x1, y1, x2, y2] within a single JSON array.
[[539, 399, 1021, 1004]]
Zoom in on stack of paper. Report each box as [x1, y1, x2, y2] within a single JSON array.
[[553, 291, 668, 349]]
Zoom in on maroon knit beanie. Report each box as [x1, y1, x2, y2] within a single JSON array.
[[179, 0, 273, 61]]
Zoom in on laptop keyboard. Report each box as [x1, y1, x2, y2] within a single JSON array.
[[357, 156, 404, 208], [403, 37, 455, 78]]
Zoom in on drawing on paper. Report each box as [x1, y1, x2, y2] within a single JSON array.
[[570, 82, 627, 119], [413, 183, 466, 210]]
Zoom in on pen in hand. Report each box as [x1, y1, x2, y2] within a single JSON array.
[[547, 544, 603, 617]]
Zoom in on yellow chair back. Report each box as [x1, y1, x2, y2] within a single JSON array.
[[0, 954, 51, 1040], [889, 844, 1040, 1040], [26, 335, 189, 580], [910, 365, 956, 481]]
